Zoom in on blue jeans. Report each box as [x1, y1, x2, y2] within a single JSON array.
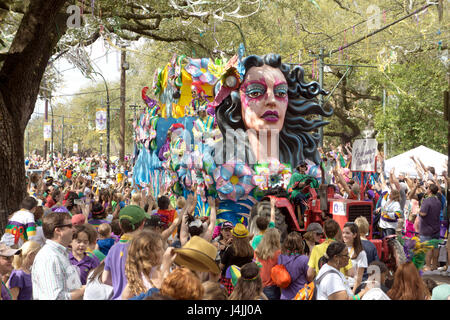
[[263, 285, 281, 300]]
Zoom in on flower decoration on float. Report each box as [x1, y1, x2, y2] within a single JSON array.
[[213, 159, 255, 202], [185, 57, 217, 85]]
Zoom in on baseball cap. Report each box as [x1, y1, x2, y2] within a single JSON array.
[[307, 222, 323, 234], [0, 243, 21, 257], [119, 205, 150, 226], [145, 215, 164, 228], [72, 214, 86, 226], [222, 221, 234, 230]]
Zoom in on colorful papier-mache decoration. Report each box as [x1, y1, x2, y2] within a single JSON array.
[[133, 46, 331, 226]]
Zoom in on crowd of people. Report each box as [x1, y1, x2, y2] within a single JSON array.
[[0, 145, 449, 301]]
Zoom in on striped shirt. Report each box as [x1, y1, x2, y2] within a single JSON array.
[[1, 209, 37, 248], [31, 240, 82, 300], [379, 200, 402, 230]]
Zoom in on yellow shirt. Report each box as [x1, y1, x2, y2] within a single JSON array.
[[308, 239, 352, 275]]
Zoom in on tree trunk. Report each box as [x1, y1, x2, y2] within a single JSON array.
[[0, 0, 68, 234]]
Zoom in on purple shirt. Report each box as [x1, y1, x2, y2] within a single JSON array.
[[277, 254, 309, 300], [1, 281, 12, 300], [420, 196, 442, 236], [8, 269, 32, 300], [104, 241, 130, 300], [69, 252, 99, 285]]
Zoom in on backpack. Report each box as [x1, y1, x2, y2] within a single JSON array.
[[271, 264, 291, 289], [293, 269, 340, 300]]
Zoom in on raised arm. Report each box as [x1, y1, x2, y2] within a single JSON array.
[[389, 168, 401, 191], [202, 197, 217, 242], [180, 194, 195, 246]]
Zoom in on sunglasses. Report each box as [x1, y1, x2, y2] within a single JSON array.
[[54, 223, 73, 229]]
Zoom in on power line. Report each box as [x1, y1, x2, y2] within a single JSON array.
[[47, 87, 121, 98], [301, 3, 434, 65]]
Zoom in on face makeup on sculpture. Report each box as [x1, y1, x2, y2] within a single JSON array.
[[239, 64, 286, 162], [239, 64, 288, 133]]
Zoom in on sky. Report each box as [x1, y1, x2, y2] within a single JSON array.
[[34, 38, 124, 116]]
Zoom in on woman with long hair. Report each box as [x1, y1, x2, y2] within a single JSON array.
[[228, 262, 267, 300], [121, 230, 167, 299], [342, 222, 367, 294], [387, 261, 431, 300], [215, 53, 332, 167], [254, 228, 281, 300], [219, 223, 254, 295], [277, 232, 312, 300]]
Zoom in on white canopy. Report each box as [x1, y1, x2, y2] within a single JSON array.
[[384, 145, 448, 178]]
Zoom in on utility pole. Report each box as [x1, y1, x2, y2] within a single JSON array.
[[383, 89, 387, 158], [119, 46, 128, 165], [44, 98, 48, 161], [61, 115, 64, 156], [318, 48, 325, 148]]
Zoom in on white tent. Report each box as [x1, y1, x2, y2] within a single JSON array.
[[384, 145, 448, 178]]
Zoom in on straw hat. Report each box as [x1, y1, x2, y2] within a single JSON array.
[[174, 236, 220, 274], [231, 223, 249, 238]]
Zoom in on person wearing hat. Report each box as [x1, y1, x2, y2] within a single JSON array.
[[219, 223, 254, 295], [101, 205, 150, 300], [287, 162, 318, 228], [0, 243, 21, 300], [1, 196, 40, 249], [192, 100, 216, 145], [302, 222, 323, 256], [213, 221, 234, 261]]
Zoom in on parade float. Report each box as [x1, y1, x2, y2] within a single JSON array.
[[132, 46, 333, 238]]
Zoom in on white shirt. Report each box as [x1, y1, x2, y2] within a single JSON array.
[[32, 239, 82, 300], [316, 264, 353, 300], [348, 248, 368, 288]]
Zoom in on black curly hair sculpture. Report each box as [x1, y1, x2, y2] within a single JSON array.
[[215, 53, 333, 167]]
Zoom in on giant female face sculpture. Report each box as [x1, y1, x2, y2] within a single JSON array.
[[215, 54, 333, 168], [239, 64, 288, 133]]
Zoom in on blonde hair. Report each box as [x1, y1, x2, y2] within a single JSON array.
[[160, 267, 204, 300], [13, 241, 41, 270], [255, 228, 281, 260], [125, 230, 163, 297], [354, 216, 370, 236], [131, 192, 142, 205], [176, 196, 186, 209], [98, 223, 111, 238]]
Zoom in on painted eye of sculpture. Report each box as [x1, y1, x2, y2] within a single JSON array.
[[245, 83, 266, 98], [274, 84, 288, 98]]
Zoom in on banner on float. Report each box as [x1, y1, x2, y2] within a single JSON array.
[[351, 139, 377, 172], [96, 109, 107, 133], [43, 122, 51, 141]]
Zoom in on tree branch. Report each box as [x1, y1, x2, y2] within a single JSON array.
[[0, 0, 26, 14]]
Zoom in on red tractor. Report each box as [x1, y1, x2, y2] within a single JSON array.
[[264, 184, 406, 273]]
